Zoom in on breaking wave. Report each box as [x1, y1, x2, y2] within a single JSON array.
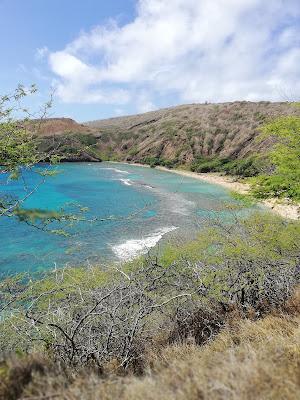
[[102, 167, 130, 174], [120, 178, 133, 186], [111, 226, 178, 261]]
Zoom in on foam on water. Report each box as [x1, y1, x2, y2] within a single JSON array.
[[120, 178, 133, 186], [111, 226, 178, 261], [0, 162, 243, 274], [103, 167, 129, 174]]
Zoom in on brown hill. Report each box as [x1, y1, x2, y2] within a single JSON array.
[[31, 117, 95, 136], [36, 102, 300, 164]]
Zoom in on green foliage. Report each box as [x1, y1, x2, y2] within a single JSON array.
[[0, 212, 298, 366], [250, 116, 300, 201], [229, 191, 256, 207], [0, 86, 50, 221], [38, 132, 102, 162], [160, 212, 300, 266], [188, 114, 300, 201], [190, 156, 265, 177], [0, 86, 89, 233], [221, 156, 265, 177], [75, 133, 97, 146], [142, 156, 179, 168], [250, 174, 300, 200], [26, 266, 112, 307], [0, 85, 40, 176], [127, 146, 139, 157], [254, 111, 266, 121], [0, 123, 37, 174], [190, 157, 230, 173], [99, 132, 110, 143]]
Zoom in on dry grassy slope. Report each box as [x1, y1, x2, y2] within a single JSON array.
[[37, 102, 300, 163], [86, 101, 300, 162], [5, 312, 300, 400], [31, 117, 95, 136]]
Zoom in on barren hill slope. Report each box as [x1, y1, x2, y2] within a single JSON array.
[[37, 102, 300, 163], [31, 118, 95, 136], [86, 101, 300, 162]]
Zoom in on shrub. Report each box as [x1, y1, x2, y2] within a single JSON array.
[[250, 116, 300, 201], [190, 157, 230, 173], [221, 156, 265, 177], [250, 174, 300, 200], [75, 133, 97, 146], [1, 213, 299, 372], [142, 157, 179, 168]]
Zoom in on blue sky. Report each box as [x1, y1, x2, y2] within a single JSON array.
[[0, 0, 299, 121]]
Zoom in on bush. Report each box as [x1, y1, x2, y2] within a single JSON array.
[[190, 156, 266, 177], [250, 116, 300, 201], [190, 156, 230, 173], [142, 157, 179, 168], [250, 174, 300, 200], [1, 213, 299, 372], [75, 133, 97, 146], [221, 156, 265, 177]]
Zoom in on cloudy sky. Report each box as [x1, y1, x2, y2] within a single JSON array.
[[0, 0, 299, 121]]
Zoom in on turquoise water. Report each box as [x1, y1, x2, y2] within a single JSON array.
[[0, 162, 247, 275]]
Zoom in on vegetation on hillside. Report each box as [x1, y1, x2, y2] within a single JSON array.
[[250, 116, 300, 201], [38, 132, 103, 162], [86, 102, 299, 162], [36, 101, 300, 164], [190, 155, 265, 177], [35, 101, 300, 203]]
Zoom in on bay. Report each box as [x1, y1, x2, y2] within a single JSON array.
[[0, 162, 250, 275]]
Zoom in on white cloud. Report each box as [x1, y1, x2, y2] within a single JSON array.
[[49, 51, 131, 104], [136, 91, 157, 113], [48, 0, 300, 110]]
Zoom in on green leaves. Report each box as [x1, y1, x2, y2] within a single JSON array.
[[0, 123, 38, 172], [161, 212, 300, 266], [0, 85, 58, 223], [190, 156, 265, 177], [250, 116, 300, 201]]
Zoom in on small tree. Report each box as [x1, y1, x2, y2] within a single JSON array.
[[250, 115, 300, 201], [0, 85, 85, 234]]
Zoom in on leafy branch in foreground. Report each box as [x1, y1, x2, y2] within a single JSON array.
[[0, 86, 54, 216], [0, 85, 89, 234]]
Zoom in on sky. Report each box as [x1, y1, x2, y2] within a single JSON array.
[[0, 0, 299, 122]]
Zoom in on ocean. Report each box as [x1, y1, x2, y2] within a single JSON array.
[[0, 162, 250, 275]]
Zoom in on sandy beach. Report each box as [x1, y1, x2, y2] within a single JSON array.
[[111, 162, 299, 220], [157, 167, 299, 220]]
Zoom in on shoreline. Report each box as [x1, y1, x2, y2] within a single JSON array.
[[109, 161, 299, 220]]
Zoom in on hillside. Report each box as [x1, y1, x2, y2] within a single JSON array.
[[36, 102, 300, 164], [30, 117, 95, 136]]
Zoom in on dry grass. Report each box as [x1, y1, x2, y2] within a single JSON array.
[[11, 312, 298, 399], [37, 102, 300, 163], [1, 288, 299, 400], [86, 101, 300, 162], [30, 118, 94, 136], [119, 316, 300, 400]]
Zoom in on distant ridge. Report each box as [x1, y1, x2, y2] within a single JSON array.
[[35, 101, 300, 163]]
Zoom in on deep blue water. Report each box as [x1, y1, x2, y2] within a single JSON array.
[[0, 162, 250, 275]]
